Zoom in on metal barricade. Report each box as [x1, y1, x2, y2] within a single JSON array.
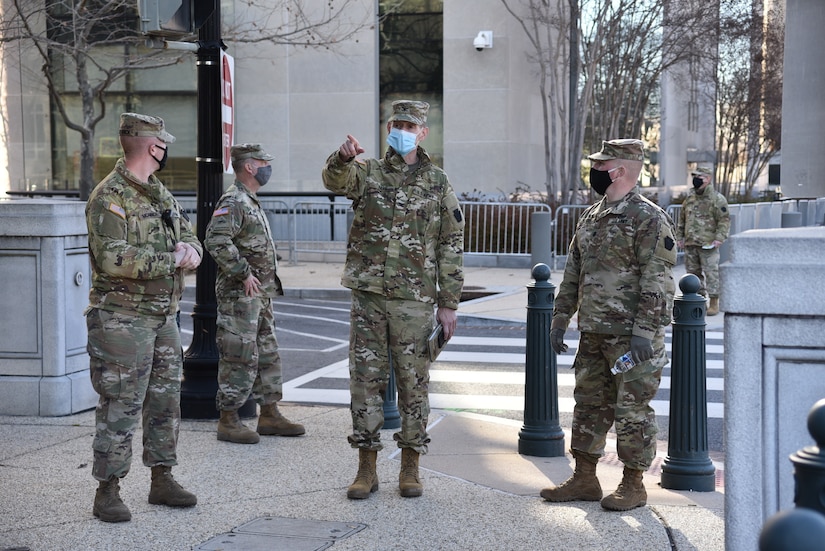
[[551, 204, 587, 270], [290, 199, 352, 262], [461, 201, 551, 257]]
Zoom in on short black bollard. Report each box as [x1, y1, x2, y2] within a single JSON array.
[[382, 352, 401, 430], [790, 398, 825, 514], [660, 273, 716, 491], [518, 263, 565, 457], [759, 399, 825, 550], [759, 508, 825, 551]]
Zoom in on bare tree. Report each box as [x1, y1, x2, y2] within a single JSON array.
[[500, 0, 716, 204], [0, 0, 373, 200], [0, 0, 190, 199], [715, 0, 782, 199]]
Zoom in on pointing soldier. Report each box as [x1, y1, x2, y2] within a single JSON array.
[[204, 144, 305, 444], [322, 100, 465, 499], [542, 139, 677, 511], [85, 113, 201, 522]]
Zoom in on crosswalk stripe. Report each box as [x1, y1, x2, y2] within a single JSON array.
[[281, 388, 725, 419]]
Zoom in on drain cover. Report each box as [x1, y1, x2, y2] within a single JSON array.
[[195, 517, 367, 551]]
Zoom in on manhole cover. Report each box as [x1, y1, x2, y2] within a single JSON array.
[[195, 517, 367, 551]]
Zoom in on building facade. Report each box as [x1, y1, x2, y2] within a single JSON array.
[[0, 0, 548, 199]]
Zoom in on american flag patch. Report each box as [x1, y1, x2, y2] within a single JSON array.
[[213, 207, 229, 216], [108, 203, 126, 219]]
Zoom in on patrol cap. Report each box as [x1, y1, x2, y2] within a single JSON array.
[[231, 143, 274, 163], [691, 165, 712, 176], [119, 113, 175, 143], [588, 139, 645, 162], [388, 100, 429, 126]]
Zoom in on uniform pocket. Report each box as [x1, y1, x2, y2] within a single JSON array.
[[86, 310, 139, 400]]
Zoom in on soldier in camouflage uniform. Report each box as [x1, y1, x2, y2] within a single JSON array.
[[321, 100, 465, 499], [204, 143, 305, 445], [542, 139, 677, 511], [85, 113, 202, 522], [676, 165, 730, 316]]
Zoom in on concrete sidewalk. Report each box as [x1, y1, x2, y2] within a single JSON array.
[[0, 259, 725, 551]]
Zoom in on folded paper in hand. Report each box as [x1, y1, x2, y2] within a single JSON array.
[[428, 324, 447, 362]]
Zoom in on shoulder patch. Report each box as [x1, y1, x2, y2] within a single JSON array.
[[453, 208, 463, 223], [721, 206, 727, 212], [108, 203, 126, 219], [213, 206, 229, 216]]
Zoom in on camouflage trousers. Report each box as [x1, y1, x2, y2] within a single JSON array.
[[684, 245, 721, 297], [570, 332, 666, 471], [348, 290, 434, 454], [86, 308, 182, 482], [215, 296, 282, 411]]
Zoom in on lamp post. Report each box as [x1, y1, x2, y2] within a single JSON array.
[[179, 0, 253, 418]]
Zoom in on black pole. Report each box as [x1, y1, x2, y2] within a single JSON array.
[[518, 263, 565, 457], [660, 273, 715, 490], [180, 1, 254, 419], [382, 352, 401, 430]]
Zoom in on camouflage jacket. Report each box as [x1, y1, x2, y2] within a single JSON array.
[[86, 158, 202, 317], [552, 188, 677, 340], [676, 188, 730, 246], [204, 181, 283, 299], [321, 146, 465, 308]]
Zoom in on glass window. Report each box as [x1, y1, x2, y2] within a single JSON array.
[[379, 1, 443, 166]]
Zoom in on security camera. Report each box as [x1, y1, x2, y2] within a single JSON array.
[[473, 31, 493, 51]]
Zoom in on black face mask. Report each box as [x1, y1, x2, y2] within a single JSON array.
[[589, 167, 616, 195], [152, 146, 169, 172], [692, 176, 704, 190]]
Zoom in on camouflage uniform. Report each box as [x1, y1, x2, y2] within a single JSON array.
[[321, 120, 464, 454], [552, 187, 677, 471], [676, 183, 730, 297], [86, 117, 201, 482], [204, 178, 285, 411]]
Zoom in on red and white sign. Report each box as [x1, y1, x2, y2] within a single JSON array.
[[221, 51, 235, 174]]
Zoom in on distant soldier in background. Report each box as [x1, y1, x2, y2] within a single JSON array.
[[205, 143, 305, 445], [86, 113, 201, 522], [676, 165, 730, 316], [322, 100, 465, 499], [543, 139, 676, 511]]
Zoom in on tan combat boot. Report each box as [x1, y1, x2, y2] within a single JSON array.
[[93, 477, 131, 522], [217, 409, 260, 444], [601, 467, 647, 511], [540, 452, 602, 502], [148, 466, 197, 507], [347, 449, 379, 499], [707, 296, 720, 316], [399, 448, 423, 498], [257, 403, 306, 436]]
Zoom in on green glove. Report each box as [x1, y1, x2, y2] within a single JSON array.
[[630, 335, 653, 363], [550, 329, 568, 354]]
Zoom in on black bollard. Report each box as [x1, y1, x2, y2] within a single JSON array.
[[759, 508, 825, 551], [382, 353, 401, 430], [790, 398, 825, 514], [518, 263, 565, 457], [660, 273, 716, 491]]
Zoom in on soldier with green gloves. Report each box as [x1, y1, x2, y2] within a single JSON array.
[[543, 139, 677, 511], [322, 100, 465, 500], [85, 113, 202, 522], [676, 165, 730, 316], [204, 143, 305, 445]]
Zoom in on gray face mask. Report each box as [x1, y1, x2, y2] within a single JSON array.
[[254, 165, 272, 186]]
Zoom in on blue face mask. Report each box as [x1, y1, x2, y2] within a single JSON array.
[[386, 127, 418, 156]]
